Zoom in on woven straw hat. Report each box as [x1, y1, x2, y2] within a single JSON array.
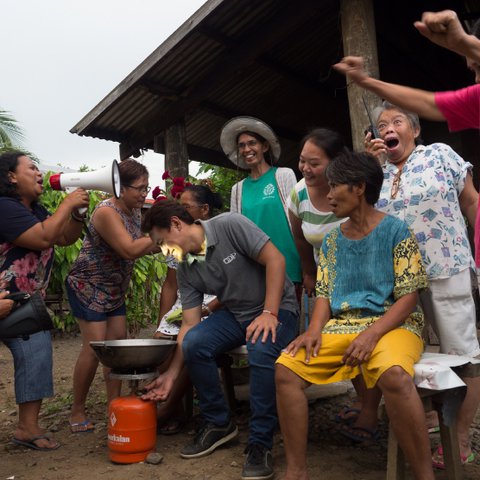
[[220, 116, 281, 169]]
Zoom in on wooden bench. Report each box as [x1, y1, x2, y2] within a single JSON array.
[[219, 347, 480, 479], [387, 358, 480, 480]]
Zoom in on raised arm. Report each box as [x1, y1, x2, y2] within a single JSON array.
[[333, 56, 445, 121], [93, 206, 155, 260], [14, 189, 90, 250], [414, 10, 480, 64]]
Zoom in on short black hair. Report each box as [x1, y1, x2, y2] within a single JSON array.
[[184, 184, 223, 216], [0, 150, 28, 199], [325, 150, 384, 205], [299, 128, 348, 160], [142, 199, 194, 233]]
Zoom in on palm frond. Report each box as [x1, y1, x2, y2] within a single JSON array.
[[0, 109, 25, 149]]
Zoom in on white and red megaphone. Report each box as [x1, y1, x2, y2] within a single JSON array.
[[49, 161, 121, 214]]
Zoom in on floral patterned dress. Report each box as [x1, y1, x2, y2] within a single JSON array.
[[0, 198, 54, 296], [376, 143, 474, 279], [66, 199, 142, 312], [318, 215, 427, 338]]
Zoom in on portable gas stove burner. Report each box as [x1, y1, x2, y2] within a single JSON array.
[[109, 366, 158, 381]]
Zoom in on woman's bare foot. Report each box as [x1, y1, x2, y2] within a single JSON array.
[[13, 427, 59, 450]]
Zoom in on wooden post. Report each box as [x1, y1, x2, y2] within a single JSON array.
[[340, 0, 381, 152], [164, 120, 189, 178]]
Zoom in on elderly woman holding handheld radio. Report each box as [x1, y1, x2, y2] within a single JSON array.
[[335, 52, 480, 464], [0, 150, 89, 451], [221, 117, 302, 298], [67, 159, 157, 434]]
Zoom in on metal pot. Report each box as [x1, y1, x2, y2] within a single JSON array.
[[90, 339, 176, 370]]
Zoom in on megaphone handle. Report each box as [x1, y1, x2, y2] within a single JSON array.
[[65, 187, 87, 215]]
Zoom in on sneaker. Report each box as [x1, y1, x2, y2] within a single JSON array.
[[241, 443, 274, 480], [180, 420, 238, 459]]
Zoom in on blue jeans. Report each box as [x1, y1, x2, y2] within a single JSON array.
[[3, 330, 53, 404], [182, 308, 298, 449]]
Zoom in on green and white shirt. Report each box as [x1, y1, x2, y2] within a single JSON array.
[[287, 178, 345, 263]]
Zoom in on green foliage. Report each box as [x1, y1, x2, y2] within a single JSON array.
[[125, 253, 166, 335], [40, 171, 166, 333], [0, 109, 37, 159], [0, 109, 25, 150], [192, 162, 246, 211]]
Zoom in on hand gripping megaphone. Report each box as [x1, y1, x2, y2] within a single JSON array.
[[49, 161, 121, 214]]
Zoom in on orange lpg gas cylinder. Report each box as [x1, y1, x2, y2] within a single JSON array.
[[108, 394, 157, 463]]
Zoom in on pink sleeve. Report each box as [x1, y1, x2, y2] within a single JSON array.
[[435, 85, 480, 131]]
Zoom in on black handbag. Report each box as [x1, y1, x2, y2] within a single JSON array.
[[0, 291, 54, 339]]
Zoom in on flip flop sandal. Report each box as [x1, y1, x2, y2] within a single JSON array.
[[157, 417, 185, 435], [334, 407, 361, 425], [339, 424, 380, 443], [70, 419, 95, 433], [432, 445, 475, 469], [11, 435, 61, 451]]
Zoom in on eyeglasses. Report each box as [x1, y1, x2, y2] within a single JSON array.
[[124, 184, 151, 194], [181, 203, 205, 210], [237, 139, 259, 150], [390, 170, 402, 199]]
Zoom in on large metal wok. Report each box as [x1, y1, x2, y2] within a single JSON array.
[[90, 339, 176, 370]]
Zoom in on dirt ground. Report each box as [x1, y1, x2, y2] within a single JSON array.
[[1, 332, 479, 480]]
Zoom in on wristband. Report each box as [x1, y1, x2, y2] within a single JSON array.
[[71, 211, 86, 222], [262, 309, 277, 318]]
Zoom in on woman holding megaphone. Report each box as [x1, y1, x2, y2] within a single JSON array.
[[0, 150, 89, 451], [66, 158, 157, 434]]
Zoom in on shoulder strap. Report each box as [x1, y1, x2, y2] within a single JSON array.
[[235, 179, 245, 212], [274, 168, 286, 207]]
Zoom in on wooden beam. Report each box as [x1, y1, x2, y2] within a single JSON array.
[[199, 24, 334, 101], [71, 0, 224, 136], [340, 0, 380, 152], [119, 143, 141, 159], [120, 0, 318, 158], [164, 120, 189, 179], [201, 101, 301, 141]]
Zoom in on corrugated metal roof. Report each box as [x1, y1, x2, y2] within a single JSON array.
[[72, 0, 480, 171]]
